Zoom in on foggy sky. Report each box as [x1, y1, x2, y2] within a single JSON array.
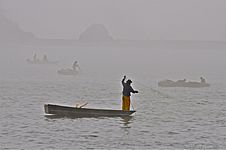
[[1, 0, 226, 41]]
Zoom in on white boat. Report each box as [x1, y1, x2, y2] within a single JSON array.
[[158, 79, 210, 88], [57, 68, 78, 75]]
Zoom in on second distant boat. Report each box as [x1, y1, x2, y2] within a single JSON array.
[[57, 60, 80, 76], [158, 77, 210, 88]]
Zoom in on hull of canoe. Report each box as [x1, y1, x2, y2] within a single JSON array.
[[44, 104, 136, 117]]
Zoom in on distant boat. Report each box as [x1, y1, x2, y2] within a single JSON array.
[[26, 54, 58, 64], [57, 68, 78, 75], [44, 104, 136, 118], [57, 61, 80, 76], [158, 79, 210, 88], [26, 59, 58, 64]]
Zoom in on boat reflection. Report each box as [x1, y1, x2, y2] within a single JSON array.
[[120, 116, 134, 128]]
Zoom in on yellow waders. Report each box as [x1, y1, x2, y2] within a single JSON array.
[[122, 96, 130, 111]]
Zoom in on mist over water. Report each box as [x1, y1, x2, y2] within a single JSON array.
[[1, 45, 226, 149], [1, 0, 226, 149], [1, 45, 226, 81]]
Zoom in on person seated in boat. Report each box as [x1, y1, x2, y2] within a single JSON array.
[[33, 53, 38, 62], [32, 53, 41, 63], [121, 76, 138, 111], [42, 54, 48, 62], [72, 61, 80, 71], [26, 58, 31, 63], [176, 79, 186, 83], [200, 77, 206, 83]]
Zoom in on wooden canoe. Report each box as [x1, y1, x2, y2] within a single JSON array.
[[44, 104, 136, 118]]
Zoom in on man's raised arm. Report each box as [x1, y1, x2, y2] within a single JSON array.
[[122, 75, 126, 84]]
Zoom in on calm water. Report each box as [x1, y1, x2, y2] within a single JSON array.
[[1, 45, 226, 149]]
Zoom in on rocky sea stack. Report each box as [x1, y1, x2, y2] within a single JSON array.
[[79, 24, 114, 42]]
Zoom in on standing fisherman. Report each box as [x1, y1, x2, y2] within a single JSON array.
[[121, 76, 138, 111], [73, 61, 80, 71]]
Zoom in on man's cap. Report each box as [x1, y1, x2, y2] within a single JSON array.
[[126, 79, 132, 83]]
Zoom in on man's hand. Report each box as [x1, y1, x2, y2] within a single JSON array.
[[122, 75, 126, 83]]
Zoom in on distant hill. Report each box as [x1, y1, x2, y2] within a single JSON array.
[[1, 14, 225, 49], [0, 14, 35, 43], [78, 24, 114, 42]]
